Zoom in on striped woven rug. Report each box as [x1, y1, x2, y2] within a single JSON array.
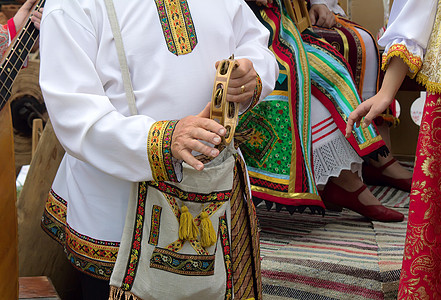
[[257, 184, 409, 300]]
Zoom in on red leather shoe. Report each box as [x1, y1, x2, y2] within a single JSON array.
[[322, 180, 404, 222], [362, 158, 412, 192]]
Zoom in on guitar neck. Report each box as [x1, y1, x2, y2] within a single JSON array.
[[0, 0, 45, 112]]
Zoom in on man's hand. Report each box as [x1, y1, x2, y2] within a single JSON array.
[[309, 4, 336, 28], [171, 103, 226, 171], [216, 58, 258, 108], [14, 0, 43, 31]]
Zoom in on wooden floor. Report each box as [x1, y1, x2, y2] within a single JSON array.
[[19, 276, 59, 300]]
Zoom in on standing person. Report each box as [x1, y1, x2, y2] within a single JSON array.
[[346, 0, 441, 298], [242, 0, 404, 221], [38, 0, 278, 299]]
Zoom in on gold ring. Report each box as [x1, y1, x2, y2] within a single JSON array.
[[240, 85, 245, 93]]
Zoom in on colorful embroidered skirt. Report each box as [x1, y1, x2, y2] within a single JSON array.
[[311, 17, 380, 95], [240, 1, 387, 213]]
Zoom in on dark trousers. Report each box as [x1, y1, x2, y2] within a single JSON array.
[[79, 272, 110, 300]]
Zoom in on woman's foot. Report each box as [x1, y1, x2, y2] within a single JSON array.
[[364, 155, 413, 192], [367, 124, 413, 192], [321, 170, 404, 222]]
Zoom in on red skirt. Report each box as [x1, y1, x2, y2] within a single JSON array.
[[398, 92, 441, 299]]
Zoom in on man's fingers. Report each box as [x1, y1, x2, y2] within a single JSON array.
[[325, 15, 336, 28], [179, 150, 205, 171], [188, 139, 220, 157], [316, 15, 327, 27], [190, 126, 223, 146], [197, 102, 211, 119], [309, 11, 317, 25]]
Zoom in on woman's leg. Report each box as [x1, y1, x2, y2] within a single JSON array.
[[311, 95, 404, 221], [356, 27, 413, 184]]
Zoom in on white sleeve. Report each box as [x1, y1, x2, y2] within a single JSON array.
[[379, 0, 437, 55], [39, 8, 156, 183], [233, 1, 278, 101]]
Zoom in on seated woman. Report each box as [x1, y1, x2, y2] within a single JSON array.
[[241, 0, 405, 222], [308, 0, 413, 191]]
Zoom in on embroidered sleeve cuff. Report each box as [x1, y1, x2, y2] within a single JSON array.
[[239, 74, 262, 115], [147, 120, 179, 182], [381, 43, 423, 79]]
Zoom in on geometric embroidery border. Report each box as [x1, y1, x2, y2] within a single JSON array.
[[148, 205, 162, 246], [154, 0, 198, 56]]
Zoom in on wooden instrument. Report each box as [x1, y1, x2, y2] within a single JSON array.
[[0, 1, 44, 298], [209, 57, 239, 145], [284, 0, 311, 33]]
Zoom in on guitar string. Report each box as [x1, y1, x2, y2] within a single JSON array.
[[0, 14, 39, 108]]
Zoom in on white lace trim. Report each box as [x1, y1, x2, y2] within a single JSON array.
[[313, 129, 363, 186]]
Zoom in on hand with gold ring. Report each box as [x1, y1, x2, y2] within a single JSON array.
[[215, 58, 257, 108]]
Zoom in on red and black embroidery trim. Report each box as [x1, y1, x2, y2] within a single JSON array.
[[121, 182, 147, 290], [148, 181, 232, 203]]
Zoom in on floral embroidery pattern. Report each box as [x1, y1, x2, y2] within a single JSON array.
[[248, 130, 265, 147], [148, 205, 162, 246], [150, 247, 215, 276], [122, 182, 147, 291], [66, 251, 114, 279], [0, 25, 9, 58], [148, 181, 232, 203], [398, 94, 441, 299], [147, 120, 178, 182], [154, 0, 198, 56], [219, 214, 232, 300]]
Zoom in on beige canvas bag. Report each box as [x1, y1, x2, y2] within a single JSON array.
[[109, 147, 238, 300]]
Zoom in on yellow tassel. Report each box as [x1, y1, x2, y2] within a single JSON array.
[[199, 212, 217, 248], [179, 205, 199, 240]]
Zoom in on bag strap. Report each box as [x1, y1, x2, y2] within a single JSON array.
[[103, 0, 138, 116]]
